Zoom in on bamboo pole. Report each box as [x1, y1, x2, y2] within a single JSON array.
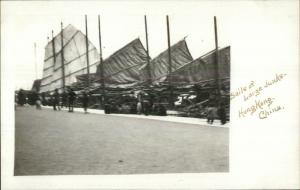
[[52, 30, 56, 63], [51, 30, 56, 92], [60, 22, 66, 90], [166, 15, 173, 108], [98, 15, 106, 107], [144, 15, 151, 84], [214, 16, 220, 101], [85, 15, 90, 88]]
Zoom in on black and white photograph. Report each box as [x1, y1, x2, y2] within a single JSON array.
[[1, 1, 299, 189], [13, 5, 230, 176]]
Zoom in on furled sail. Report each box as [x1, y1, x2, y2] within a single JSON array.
[[139, 39, 193, 84], [40, 24, 99, 93], [168, 46, 230, 85], [95, 38, 148, 88]]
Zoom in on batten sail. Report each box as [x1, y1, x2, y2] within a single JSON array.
[[169, 46, 230, 85], [139, 39, 193, 84], [95, 38, 148, 88], [40, 24, 99, 93]]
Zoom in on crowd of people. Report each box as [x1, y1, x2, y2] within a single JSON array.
[[16, 88, 227, 125], [16, 87, 90, 114], [50, 87, 88, 113]]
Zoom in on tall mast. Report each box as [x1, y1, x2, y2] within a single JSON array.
[[85, 15, 90, 88], [98, 15, 105, 106], [60, 22, 66, 90], [214, 16, 220, 101], [34, 43, 37, 79], [51, 30, 56, 63], [166, 15, 173, 108], [144, 15, 151, 85], [52, 30, 56, 92]]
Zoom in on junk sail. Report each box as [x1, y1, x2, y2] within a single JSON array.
[[168, 46, 230, 86], [40, 24, 99, 93], [95, 38, 148, 88], [139, 39, 193, 84]]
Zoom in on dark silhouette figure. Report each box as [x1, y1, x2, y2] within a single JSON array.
[[218, 103, 227, 125], [52, 89, 60, 111], [143, 100, 150, 116], [104, 102, 111, 114], [32, 91, 42, 110], [206, 103, 217, 124], [158, 104, 167, 116], [68, 88, 76, 112], [82, 91, 89, 113], [41, 92, 46, 106], [17, 89, 26, 106], [36, 93, 42, 110], [62, 91, 68, 108]]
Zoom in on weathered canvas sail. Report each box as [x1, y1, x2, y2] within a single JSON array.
[[95, 38, 148, 87], [139, 39, 193, 84], [40, 24, 99, 93], [168, 46, 230, 85]]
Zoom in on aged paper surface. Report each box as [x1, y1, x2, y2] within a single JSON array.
[[1, 0, 299, 189]]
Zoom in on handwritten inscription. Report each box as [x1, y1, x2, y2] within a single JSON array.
[[231, 73, 287, 120], [259, 105, 284, 119]]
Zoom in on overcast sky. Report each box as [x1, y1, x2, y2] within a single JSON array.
[[1, 1, 298, 90]]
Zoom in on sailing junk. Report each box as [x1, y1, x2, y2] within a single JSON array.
[[40, 25, 230, 96], [40, 24, 99, 93]]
